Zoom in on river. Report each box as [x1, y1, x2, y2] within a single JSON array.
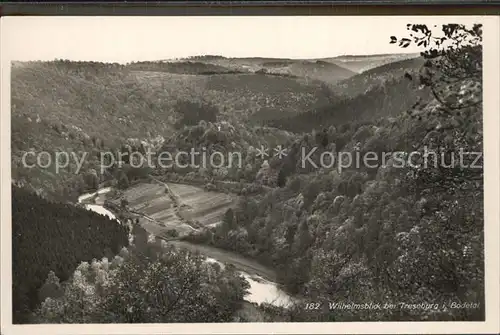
[[78, 187, 119, 222], [78, 185, 294, 308]]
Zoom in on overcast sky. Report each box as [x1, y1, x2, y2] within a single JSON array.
[[1, 16, 483, 63]]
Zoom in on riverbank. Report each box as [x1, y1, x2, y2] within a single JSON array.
[[169, 240, 277, 282]]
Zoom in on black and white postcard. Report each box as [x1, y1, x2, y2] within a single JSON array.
[[1, 14, 499, 335]]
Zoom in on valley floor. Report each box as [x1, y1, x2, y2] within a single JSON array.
[[79, 181, 294, 309]]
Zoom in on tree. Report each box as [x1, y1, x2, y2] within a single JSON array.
[[391, 23, 482, 114], [392, 24, 483, 196], [12, 187, 129, 323], [294, 221, 312, 254], [387, 23, 485, 321], [34, 242, 250, 323], [38, 271, 64, 303], [284, 223, 298, 246], [166, 229, 179, 238], [120, 198, 129, 209], [117, 171, 130, 190], [174, 100, 218, 129], [222, 208, 235, 231], [277, 168, 287, 188], [85, 169, 100, 191], [255, 160, 270, 183]]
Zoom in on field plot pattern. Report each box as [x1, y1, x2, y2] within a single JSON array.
[[168, 183, 236, 227], [119, 182, 237, 237]]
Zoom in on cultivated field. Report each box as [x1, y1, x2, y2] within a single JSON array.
[[168, 183, 237, 227], [117, 182, 237, 237]]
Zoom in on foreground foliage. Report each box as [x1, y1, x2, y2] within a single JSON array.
[[12, 187, 130, 323], [33, 225, 250, 323]]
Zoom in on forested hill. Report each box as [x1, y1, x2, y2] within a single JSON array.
[[11, 59, 336, 201], [169, 56, 357, 84], [264, 56, 427, 133], [332, 57, 425, 97], [187, 74, 484, 321], [323, 53, 420, 73], [184, 25, 485, 321], [12, 186, 130, 323], [266, 72, 429, 133]]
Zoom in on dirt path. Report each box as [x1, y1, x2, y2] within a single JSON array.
[[141, 177, 202, 232], [151, 177, 184, 207], [151, 176, 192, 218]]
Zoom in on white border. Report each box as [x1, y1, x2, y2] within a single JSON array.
[[1, 15, 499, 335]]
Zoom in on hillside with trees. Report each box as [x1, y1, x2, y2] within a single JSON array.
[[266, 74, 429, 133], [176, 56, 357, 84], [126, 60, 245, 75], [11, 59, 336, 201], [153, 120, 296, 187], [332, 56, 425, 97], [183, 23, 484, 321], [32, 223, 251, 323], [326, 53, 420, 73], [12, 186, 130, 323]]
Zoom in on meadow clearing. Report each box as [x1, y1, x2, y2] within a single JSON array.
[[115, 182, 237, 238]]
